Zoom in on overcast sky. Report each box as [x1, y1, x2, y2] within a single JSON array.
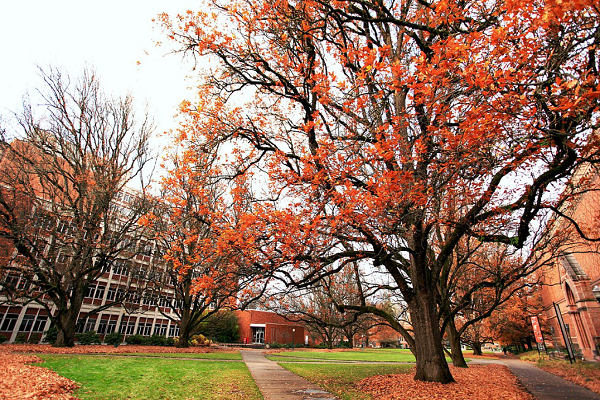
[[0, 0, 200, 140]]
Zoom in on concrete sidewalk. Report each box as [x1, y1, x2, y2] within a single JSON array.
[[240, 349, 338, 400], [472, 358, 600, 400]]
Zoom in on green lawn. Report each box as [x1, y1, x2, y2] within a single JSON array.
[[267, 348, 418, 362], [39, 355, 262, 400], [280, 362, 413, 400], [127, 351, 242, 360]]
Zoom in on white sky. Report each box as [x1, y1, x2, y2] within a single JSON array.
[[0, 0, 201, 143]]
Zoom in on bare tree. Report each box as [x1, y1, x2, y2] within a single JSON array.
[[0, 67, 154, 346]]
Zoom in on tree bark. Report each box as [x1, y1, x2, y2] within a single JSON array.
[[53, 307, 80, 347], [472, 342, 483, 356], [410, 288, 454, 383], [177, 308, 191, 348], [446, 318, 468, 367]]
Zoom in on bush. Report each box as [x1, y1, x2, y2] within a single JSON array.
[[77, 330, 101, 345], [43, 326, 58, 344], [0, 335, 6, 343], [165, 337, 175, 346], [194, 311, 240, 343], [189, 334, 211, 346], [104, 332, 122, 346], [125, 334, 148, 345], [14, 333, 28, 344], [148, 335, 167, 346]]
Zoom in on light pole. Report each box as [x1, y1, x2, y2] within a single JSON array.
[[292, 328, 295, 350]]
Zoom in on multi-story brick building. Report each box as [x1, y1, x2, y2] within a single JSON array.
[[538, 164, 600, 361]]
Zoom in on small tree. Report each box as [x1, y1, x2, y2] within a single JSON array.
[[0, 67, 154, 347]]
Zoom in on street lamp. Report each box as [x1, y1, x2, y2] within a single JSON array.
[[593, 285, 600, 303], [292, 328, 296, 350]]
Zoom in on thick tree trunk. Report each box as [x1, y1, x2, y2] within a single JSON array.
[[53, 287, 85, 348], [410, 289, 454, 383], [177, 309, 191, 348], [472, 342, 483, 356], [446, 318, 468, 368], [53, 308, 80, 347]]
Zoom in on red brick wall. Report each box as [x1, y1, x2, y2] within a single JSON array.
[[235, 310, 306, 345]]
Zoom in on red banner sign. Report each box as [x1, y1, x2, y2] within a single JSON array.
[[531, 316, 544, 344]]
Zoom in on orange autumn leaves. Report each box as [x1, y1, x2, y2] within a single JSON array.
[[357, 365, 533, 400], [0, 351, 78, 400]]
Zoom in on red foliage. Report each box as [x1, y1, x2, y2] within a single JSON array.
[[0, 351, 78, 400], [357, 365, 533, 400]]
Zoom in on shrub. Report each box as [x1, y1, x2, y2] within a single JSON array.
[[43, 326, 58, 344], [148, 335, 167, 346], [194, 311, 240, 343], [165, 337, 175, 346], [77, 330, 101, 345], [189, 334, 211, 347], [104, 332, 122, 346], [0, 335, 6, 343], [14, 333, 28, 344], [125, 334, 148, 345]]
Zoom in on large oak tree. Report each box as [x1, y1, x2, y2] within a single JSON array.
[[159, 0, 600, 382]]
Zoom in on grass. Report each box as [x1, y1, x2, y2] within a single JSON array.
[[127, 351, 242, 360], [39, 355, 262, 400], [280, 362, 413, 400], [268, 348, 449, 363]]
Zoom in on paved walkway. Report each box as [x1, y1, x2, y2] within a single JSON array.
[[240, 349, 338, 400], [241, 349, 598, 400], [472, 358, 600, 400]]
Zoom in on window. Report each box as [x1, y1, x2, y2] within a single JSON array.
[[76, 318, 86, 334], [140, 243, 153, 257], [168, 324, 180, 338], [0, 314, 18, 331], [31, 316, 48, 332], [560, 253, 589, 280], [94, 285, 105, 300], [19, 315, 35, 332], [97, 319, 108, 334], [106, 285, 117, 302], [137, 322, 152, 336], [112, 259, 130, 276], [84, 318, 97, 332], [154, 323, 168, 336], [121, 318, 136, 335], [86, 284, 96, 299], [106, 320, 117, 334]]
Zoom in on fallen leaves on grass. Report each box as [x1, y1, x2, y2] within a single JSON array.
[[357, 365, 533, 400], [0, 351, 79, 400], [539, 365, 600, 395], [2, 344, 231, 355]]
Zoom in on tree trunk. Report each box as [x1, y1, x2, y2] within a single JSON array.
[[52, 288, 85, 348], [177, 308, 191, 348], [346, 333, 354, 349], [53, 307, 80, 347], [446, 318, 468, 368], [472, 342, 483, 356], [409, 289, 454, 383]]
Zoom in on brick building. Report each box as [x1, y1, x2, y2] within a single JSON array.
[[235, 309, 307, 346], [538, 164, 600, 361]]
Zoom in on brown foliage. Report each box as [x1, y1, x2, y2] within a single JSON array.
[[1, 344, 230, 355], [356, 365, 533, 400], [540, 364, 600, 395], [0, 351, 78, 400]]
